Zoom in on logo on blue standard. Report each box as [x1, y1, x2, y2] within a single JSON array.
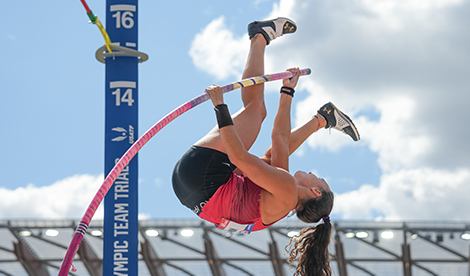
[[111, 125, 135, 143]]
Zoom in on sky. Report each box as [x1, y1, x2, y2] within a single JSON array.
[[1, 0, 469, 223]]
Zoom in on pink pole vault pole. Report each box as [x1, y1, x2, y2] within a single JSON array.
[[58, 68, 311, 275]]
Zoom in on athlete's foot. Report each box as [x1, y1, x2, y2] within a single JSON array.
[[317, 102, 360, 141], [314, 114, 327, 129], [251, 33, 268, 46], [248, 17, 297, 45]]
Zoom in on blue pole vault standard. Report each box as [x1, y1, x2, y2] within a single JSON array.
[[104, 1, 138, 275]]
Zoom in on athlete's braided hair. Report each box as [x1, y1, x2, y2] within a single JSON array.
[[287, 190, 334, 276]]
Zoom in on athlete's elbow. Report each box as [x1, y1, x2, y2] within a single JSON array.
[[227, 150, 252, 168]]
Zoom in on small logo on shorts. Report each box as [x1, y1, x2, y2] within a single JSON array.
[[192, 200, 208, 215]]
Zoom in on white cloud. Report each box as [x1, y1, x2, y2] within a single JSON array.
[[282, 0, 470, 220], [189, 16, 249, 80], [138, 213, 151, 220], [188, 0, 470, 220], [358, 94, 433, 172], [0, 174, 152, 221], [265, 0, 296, 20], [0, 174, 166, 220], [0, 174, 105, 219], [334, 168, 470, 220], [359, 0, 464, 32]]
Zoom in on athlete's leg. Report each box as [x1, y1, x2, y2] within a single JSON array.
[[195, 33, 268, 153], [195, 18, 297, 153], [262, 101, 361, 160], [263, 115, 327, 160]]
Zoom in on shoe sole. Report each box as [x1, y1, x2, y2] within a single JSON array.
[[277, 17, 297, 35], [329, 102, 360, 141]]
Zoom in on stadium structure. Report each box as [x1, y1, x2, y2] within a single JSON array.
[[1, 219, 469, 276]]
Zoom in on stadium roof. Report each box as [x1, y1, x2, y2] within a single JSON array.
[[1, 219, 469, 276]]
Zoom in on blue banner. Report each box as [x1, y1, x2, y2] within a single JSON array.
[[104, 0, 139, 275]]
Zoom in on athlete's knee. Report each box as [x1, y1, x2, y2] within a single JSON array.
[[249, 100, 267, 121]]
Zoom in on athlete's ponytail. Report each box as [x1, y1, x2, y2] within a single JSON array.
[[287, 190, 334, 276]]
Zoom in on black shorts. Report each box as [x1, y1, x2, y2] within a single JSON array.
[[172, 146, 237, 215]]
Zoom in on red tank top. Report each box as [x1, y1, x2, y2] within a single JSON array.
[[199, 173, 285, 232]]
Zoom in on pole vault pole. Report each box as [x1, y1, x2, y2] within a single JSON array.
[[104, 0, 140, 275], [58, 68, 310, 275]]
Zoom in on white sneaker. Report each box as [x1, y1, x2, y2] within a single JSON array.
[[317, 102, 360, 141], [248, 17, 297, 45]]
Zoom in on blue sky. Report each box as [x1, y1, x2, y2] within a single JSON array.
[[1, 0, 469, 222]]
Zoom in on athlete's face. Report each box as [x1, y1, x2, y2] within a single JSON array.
[[294, 171, 331, 198]]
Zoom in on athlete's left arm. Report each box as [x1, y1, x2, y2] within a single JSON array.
[[262, 68, 300, 169]]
